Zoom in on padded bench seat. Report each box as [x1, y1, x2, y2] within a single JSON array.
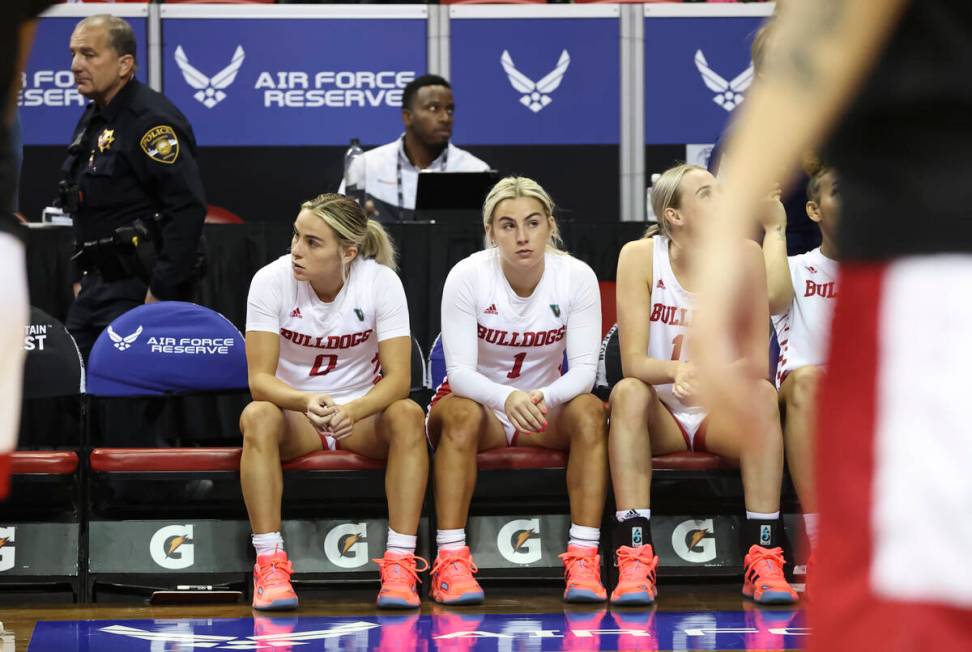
[[11, 451, 79, 475], [89, 447, 384, 473], [476, 448, 734, 472]]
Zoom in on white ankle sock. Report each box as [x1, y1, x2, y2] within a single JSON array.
[[616, 508, 651, 522], [386, 528, 417, 556], [436, 528, 466, 551], [803, 513, 819, 549], [568, 523, 600, 549], [746, 510, 780, 520], [252, 531, 284, 558]]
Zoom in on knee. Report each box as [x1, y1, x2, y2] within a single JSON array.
[[609, 377, 655, 413], [567, 394, 608, 446], [786, 366, 822, 411], [240, 401, 284, 446], [437, 399, 483, 449], [749, 380, 784, 449], [383, 399, 426, 447]]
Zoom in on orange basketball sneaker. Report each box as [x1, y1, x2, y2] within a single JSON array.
[[559, 545, 607, 603], [373, 551, 429, 609], [610, 544, 659, 606], [429, 547, 485, 605], [742, 545, 799, 605], [252, 549, 299, 611]]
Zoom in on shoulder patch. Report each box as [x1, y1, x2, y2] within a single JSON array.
[[139, 125, 179, 164]]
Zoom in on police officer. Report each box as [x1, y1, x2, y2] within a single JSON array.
[[61, 14, 206, 359]]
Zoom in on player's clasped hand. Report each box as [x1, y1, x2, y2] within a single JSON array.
[[672, 361, 701, 407], [323, 403, 355, 440], [304, 393, 335, 433], [505, 389, 548, 435]]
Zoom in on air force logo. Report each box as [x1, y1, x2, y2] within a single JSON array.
[[501, 50, 571, 113], [108, 325, 142, 351], [694, 50, 753, 112], [174, 45, 246, 109]]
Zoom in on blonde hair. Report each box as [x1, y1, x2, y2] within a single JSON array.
[[646, 163, 708, 239], [481, 176, 563, 251], [301, 193, 398, 272]]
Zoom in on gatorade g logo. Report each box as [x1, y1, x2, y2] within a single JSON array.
[[150, 524, 195, 570], [672, 519, 716, 563], [0, 527, 15, 572], [497, 519, 542, 565], [324, 523, 369, 569]]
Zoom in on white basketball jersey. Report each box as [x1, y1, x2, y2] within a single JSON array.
[[446, 249, 587, 393], [246, 255, 410, 401], [772, 247, 838, 387], [647, 236, 705, 419]]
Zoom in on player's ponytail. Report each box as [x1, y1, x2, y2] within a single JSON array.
[[301, 193, 400, 275], [361, 219, 399, 272]]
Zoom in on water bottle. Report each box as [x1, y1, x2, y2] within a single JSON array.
[[343, 138, 366, 205]]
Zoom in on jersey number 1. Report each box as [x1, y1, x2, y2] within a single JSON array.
[[507, 352, 526, 379], [671, 334, 684, 361]]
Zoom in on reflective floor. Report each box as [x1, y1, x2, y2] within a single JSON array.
[[1, 585, 806, 651]]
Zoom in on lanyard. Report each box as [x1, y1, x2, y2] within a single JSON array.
[[396, 136, 449, 218]]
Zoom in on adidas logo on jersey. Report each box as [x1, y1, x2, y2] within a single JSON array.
[[657, 279, 666, 289], [807, 265, 818, 274], [484, 304, 498, 315], [290, 307, 303, 318]]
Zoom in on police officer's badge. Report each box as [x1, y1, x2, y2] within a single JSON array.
[[97, 128, 115, 152], [139, 125, 180, 164]]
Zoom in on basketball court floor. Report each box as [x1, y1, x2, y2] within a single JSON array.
[[0, 584, 807, 651]]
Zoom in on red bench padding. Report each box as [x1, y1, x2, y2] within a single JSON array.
[[11, 451, 79, 475], [476, 448, 734, 472], [90, 448, 384, 473]]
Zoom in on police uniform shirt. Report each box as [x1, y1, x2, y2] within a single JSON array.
[[826, 0, 972, 260], [338, 135, 489, 212], [63, 78, 206, 298]]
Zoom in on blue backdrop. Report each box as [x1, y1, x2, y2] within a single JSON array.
[[645, 16, 763, 145], [450, 17, 619, 145]]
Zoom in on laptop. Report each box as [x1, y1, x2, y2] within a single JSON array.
[[413, 170, 500, 223]]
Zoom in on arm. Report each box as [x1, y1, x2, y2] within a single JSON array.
[[737, 240, 774, 380], [341, 335, 411, 423], [537, 262, 601, 407], [694, 0, 909, 412], [245, 331, 313, 412], [131, 120, 207, 300], [615, 239, 679, 385], [760, 192, 794, 316], [441, 262, 515, 413], [5, 20, 39, 128]]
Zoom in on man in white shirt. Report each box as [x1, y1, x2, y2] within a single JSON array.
[[339, 75, 490, 221]]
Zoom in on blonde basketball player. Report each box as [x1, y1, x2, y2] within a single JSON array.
[[427, 177, 609, 605], [241, 194, 428, 610], [763, 166, 840, 586], [608, 164, 797, 606]]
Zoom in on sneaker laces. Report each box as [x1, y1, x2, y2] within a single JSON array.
[[373, 553, 430, 586], [431, 553, 479, 583], [616, 546, 658, 582], [558, 549, 602, 583], [746, 546, 787, 583], [256, 556, 294, 586]]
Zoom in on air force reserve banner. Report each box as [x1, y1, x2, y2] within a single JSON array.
[[160, 6, 428, 146]]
